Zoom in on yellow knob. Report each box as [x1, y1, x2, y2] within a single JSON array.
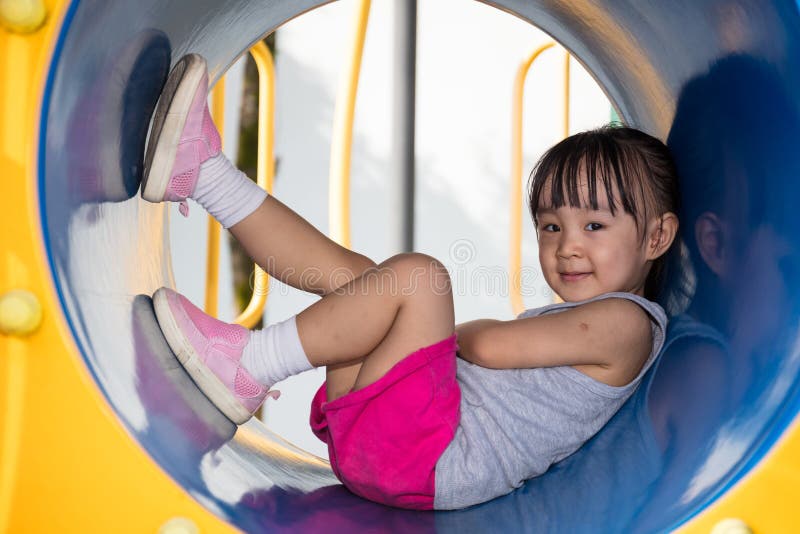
[[710, 518, 753, 534], [0, 0, 46, 33], [0, 289, 42, 336], [158, 517, 199, 534]]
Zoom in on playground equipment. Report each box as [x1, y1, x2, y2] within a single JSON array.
[[509, 41, 570, 314], [3, 0, 800, 532]]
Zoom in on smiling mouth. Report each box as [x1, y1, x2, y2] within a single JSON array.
[[559, 272, 591, 282]]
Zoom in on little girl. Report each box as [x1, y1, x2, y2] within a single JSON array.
[[142, 54, 679, 511]]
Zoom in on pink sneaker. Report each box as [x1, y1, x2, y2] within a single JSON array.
[[141, 54, 221, 216], [152, 287, 278, 424]]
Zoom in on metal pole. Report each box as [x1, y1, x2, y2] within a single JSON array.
[[391, 0, 416, 252]]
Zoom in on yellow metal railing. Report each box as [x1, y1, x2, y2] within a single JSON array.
[[204, 42, 275, 328], [205, 80, 224, 317], [235, 42, 275, 328], [510, 44, 571, 315], [329, 0, 371, 248], [562, 50, 570, 139]]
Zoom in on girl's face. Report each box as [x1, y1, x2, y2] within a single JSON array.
[[536, 177, 662, 302]]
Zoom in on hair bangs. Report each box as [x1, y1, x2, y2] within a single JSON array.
[[528, 128, 653, 234]]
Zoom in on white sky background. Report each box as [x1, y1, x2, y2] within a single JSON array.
[[171, 0, 610, 458]]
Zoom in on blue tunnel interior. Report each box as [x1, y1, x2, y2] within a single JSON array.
[[40, 0, 800, 532]]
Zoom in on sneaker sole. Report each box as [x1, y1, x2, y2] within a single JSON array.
[[141, 54, 207, 203], [153, 288, 253, 425]]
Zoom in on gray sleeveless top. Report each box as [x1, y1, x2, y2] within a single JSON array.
[[433, 292, 668, 510]]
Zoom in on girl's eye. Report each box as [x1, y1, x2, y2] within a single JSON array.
[[542, 223, 560, 232], [585, 222, 603, 231]]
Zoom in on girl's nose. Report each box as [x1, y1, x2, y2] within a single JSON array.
[[556, 230, 583, 258]]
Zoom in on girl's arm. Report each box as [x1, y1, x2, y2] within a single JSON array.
[[456, 298, 653, 382]]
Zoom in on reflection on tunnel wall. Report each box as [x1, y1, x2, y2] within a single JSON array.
[[660, 53, 800, 519]]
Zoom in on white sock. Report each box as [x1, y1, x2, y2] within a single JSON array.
[[193, 154, 267, 229], [241, 316, 313, 387]]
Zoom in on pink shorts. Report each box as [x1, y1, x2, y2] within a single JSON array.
[[310, 334, 460, 510]]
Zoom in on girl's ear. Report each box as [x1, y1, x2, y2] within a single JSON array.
[[646, 212, 679, 260], [694, 212, 727, 277]]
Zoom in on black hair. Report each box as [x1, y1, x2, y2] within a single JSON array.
[[527, 124, 681, 305]]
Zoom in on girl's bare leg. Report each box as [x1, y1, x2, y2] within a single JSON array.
[[295, 253, 455, 401], [228, 195, 377, 398], [229, 196, 376, 295]]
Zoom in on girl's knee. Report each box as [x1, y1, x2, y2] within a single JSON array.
[[383, 253, 452, 297]]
